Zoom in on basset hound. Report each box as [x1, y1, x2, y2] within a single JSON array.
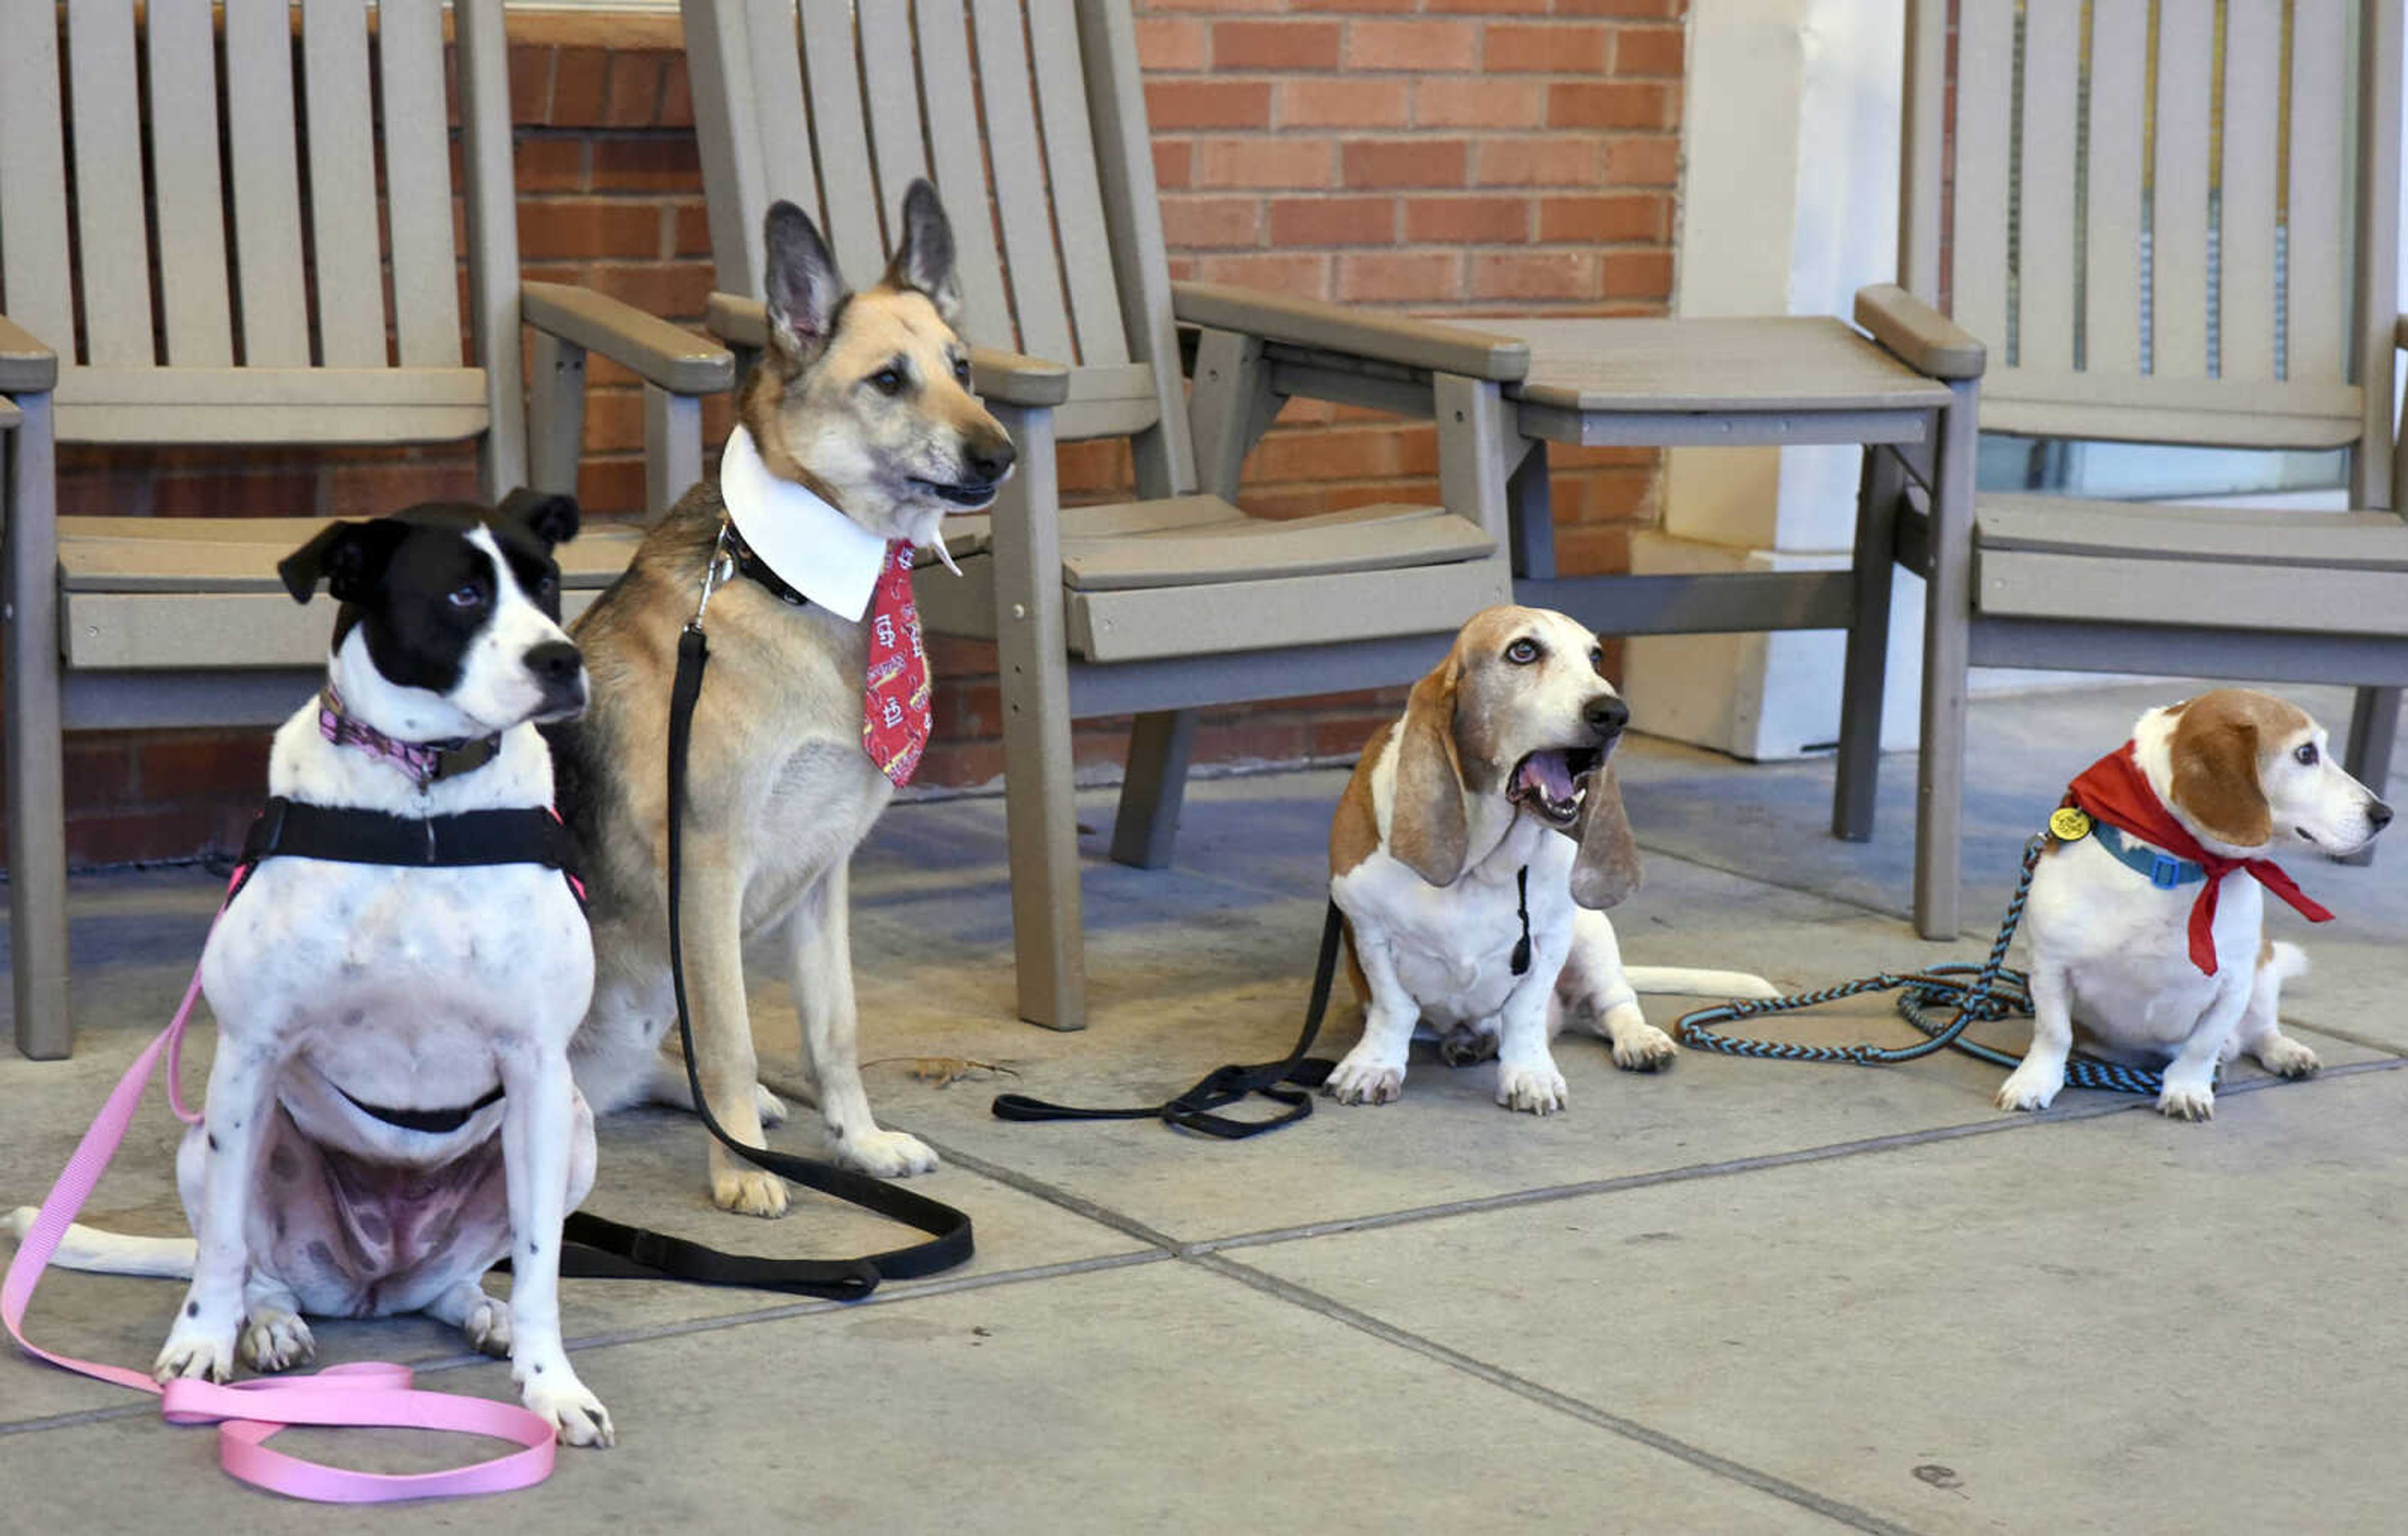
[[1324, 606, 1777, 1115], [2004, 688, 2392, 1121]]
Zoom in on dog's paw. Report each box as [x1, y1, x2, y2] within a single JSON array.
[[1608, 1023, 1678, 1073], [154, 1324, 240, 1385], [1496, 1060, 1568, 1115], [755, 1083, 791, 1127], [831, 1128, 939, 1179], [521, 1374, 615, 1449], [5, 1206, 34, 1242], [2156, 1081, 2215, 1122], [238, 1308, 316, 1374], [1437, 1025, 1497, 1067], [1324, 1053, 1404, 1106], [461, 1293, 512, 1358], [1995, 1063, 2064, 1113], [2252, 1036, 2321, 1080], [711, 1166, 791, 1218]]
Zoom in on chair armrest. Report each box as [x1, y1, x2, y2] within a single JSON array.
[[1853, 284, 1985, 381], [1171, 281, 1529, 382], [0, 313, 58, 393], [703, 293, 1072, 406], [521, 281, 734, 394]]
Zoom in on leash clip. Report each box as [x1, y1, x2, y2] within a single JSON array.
[[690, 520, 738, 631]]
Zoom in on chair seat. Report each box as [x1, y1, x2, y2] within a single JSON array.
[[1972, 495, 2408, 636], [55, 515, 645, 670], [918, 496, 1495, 590]]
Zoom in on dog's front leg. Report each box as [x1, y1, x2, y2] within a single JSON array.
[[155, 1039, 278, 1383], [2156, 971, 2253, 1122], [1325, 927, 1420, 1105], [1997, 959, 2075, 1112], [1495, 935, 1573, 1115], [785, 865, 936, 1177], [494, 1039, 612, 1446], [677, 843, 786, 1216]]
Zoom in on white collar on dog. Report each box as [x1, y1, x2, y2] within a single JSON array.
[[719, 424, 887, 621]]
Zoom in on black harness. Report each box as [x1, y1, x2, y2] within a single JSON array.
[[227, 794, 586, 1136]]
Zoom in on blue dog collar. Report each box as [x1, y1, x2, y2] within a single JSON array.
[[2096, 826, 2207, 890]]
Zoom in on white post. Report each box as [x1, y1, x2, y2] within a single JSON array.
[[1624, 0, 1924, 759]]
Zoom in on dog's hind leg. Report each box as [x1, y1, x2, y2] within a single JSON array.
[[783, 866, 937, 1179], [238, 1273, 316, 1373], [1556, 909, 1676, 1071], [426, 1279, 513, 1358], [2232, 941, 2319, 1079], [645, 1055, 789, 1127]]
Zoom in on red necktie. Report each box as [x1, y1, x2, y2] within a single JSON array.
[[2063, 741, 2331, 975], [862, 540, 931, 787]]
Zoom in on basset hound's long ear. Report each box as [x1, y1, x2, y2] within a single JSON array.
[[2170, 700, 2272, 848], [1568, 760, 1642, 909], [1389, 662, 1469, 887]]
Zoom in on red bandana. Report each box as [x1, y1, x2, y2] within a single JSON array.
[[2062, 740, 2332, 975], [861, 540, 931, 787]]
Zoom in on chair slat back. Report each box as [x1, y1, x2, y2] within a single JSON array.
[[685, 0, 1190, 483], [0, 0, 517, 480], [1904, 0, 2404, 502]]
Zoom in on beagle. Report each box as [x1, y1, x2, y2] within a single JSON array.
[[2002, 688, 2392, 1121], [1324, 606, 1778, 1115]]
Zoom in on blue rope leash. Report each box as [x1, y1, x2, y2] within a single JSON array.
[[1676, 833, 2170, 1096]]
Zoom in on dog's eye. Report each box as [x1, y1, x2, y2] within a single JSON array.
[[536, 573, 557, 597], [951, 355, 972, 386], [1505, 638, 1541, 665], [2296, 742, 2320, 767], [1588, 645, 1605, 672], [447, 583, 484, 610], [870, 367, 906, 396]]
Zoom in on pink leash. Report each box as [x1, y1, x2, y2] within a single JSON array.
[[2, 938, 559, 1502]]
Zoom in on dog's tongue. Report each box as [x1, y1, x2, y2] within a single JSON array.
[[1515, 750, 1576, 803]]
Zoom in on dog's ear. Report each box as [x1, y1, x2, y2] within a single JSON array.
[[882, 179, 963, 327], [2170, 701, 2273, 848], [497, 488, 581, 549], [278, 519, 408, 605], [764, 199, 847, 369], [1568, 760, 1643, 909], [1389, 661, 1469, 887]]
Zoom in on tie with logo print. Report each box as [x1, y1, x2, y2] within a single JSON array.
[[862, 540, 931, 787]]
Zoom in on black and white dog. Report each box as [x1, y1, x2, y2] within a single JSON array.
[[13, 493, 612, 1446]]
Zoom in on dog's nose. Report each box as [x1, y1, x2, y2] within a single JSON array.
[[1585, 695, 1629, 737], [524, 641, 582, 683], [2372, 799, 2395, 832], [963, 434, 1015, 485]]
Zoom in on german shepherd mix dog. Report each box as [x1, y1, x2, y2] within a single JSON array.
[[552, 181, 1014, 1216]]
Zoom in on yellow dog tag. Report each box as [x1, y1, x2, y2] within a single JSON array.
[[2049, 807, 2093, 841]]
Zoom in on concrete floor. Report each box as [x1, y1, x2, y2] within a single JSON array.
[[4, 681, 2406, 1533]]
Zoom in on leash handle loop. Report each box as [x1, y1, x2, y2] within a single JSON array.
[[990, 902, 1344, 1140], [1675, 835, 2180, 1097], [2, 935, 557, 1502]]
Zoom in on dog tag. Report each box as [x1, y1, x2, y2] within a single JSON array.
[[2049, 807, 2092, 842]]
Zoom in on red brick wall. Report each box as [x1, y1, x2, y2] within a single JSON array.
[[18, 4, 1684, 866]]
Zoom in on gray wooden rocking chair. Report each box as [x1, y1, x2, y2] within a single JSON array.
[[682, 0, 1536, 1030], [1844, 0, 2408, 938], [1, 0, 732, 1058]]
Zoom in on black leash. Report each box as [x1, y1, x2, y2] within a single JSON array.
[[990, 902, 1344, 1139], [556, 608, 975, 1297]]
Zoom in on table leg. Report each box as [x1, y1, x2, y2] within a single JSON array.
[[1914, 379, 1979, 940], [1832, 441, 1904, 841]]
